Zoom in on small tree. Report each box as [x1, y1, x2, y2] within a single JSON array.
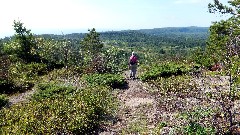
[[80, 28, 104, 73], [13, 20, 36, 62], [208, 0, 240, 133]]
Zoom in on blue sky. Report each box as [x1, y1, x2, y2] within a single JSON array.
[[0, 0, 229, 38]]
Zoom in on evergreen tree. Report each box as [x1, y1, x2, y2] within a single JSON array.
[[13, 20, 36, 62], [80, 28, 104, 73], [208, 0, 240, 133]]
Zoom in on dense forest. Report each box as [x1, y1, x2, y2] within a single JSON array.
[[35, 26, 209, 52], [22, 26, 207, 62], [0, 0, 240, 134]]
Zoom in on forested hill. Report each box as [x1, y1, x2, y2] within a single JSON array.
[[23, 26, 208, 52], [138, 26, 209, 35], [101, 27, 209, 48]]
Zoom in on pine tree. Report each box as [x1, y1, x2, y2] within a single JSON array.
[[13, 20, 36, 62]]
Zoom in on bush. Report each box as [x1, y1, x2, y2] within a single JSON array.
[[102, 46, 129, 73], [140, 62, 191, 81], [32, 83, 76, 101], [82, 73, 126, 88], [0, 84, 116, 134], [8, 62, 47, 88], [184, 122, 215, 135], [180, 107, 216, 135], [0, 80, 17, 94], [0, 94, 8, 108], [150, 75, 197, 94]]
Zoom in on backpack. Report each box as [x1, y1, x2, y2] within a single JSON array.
[[130, 56, 137, 65]]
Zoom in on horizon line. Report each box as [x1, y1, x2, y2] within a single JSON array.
[[0, 26, 209, 39]]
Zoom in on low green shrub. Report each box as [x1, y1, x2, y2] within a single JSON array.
[[152, 122, 168, 134], [8, 62, 47, 88], [82, 73, 125, 88], [0, 80, 21, 94], [0, 85, 116, 134], [140, 62, 191, 81], [179, 107, 216, 135], [32, 83, 76, 101], [149, 75, 197, 94], [184, 122, 215, 135], [0, 94, 8, 108]]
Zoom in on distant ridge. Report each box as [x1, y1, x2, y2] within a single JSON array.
[[137, 26, 209, 35]]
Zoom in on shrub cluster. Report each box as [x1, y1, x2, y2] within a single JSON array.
[[140, 62, 191, 81], [32, 83, 76, 101], [0, 83, 115, 134], [0, 94, 8, 108], [82, 73, 126, 88], [8, 62, 47, 88]]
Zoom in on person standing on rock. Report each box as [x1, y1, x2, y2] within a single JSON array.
[[129, 51, 138, 79]]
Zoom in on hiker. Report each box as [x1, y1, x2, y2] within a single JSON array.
[[129, 51, 138, 79]]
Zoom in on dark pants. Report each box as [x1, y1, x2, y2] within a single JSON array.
[[129, 64, 137, 78]]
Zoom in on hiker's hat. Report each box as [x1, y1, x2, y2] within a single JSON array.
[[132, 51, 135, 55]]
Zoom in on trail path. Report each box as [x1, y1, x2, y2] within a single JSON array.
[[6, 71, 240, 134], [99, 72, 240, 134], [100, 71, 160, 134], [8, 88, 36, 105]]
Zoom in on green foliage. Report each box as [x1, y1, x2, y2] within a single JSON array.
[[0, 94, 8, 108], [82, 73, 125, 88], [8, 62, 47, 88], [101, 27, 208, 49], [190, 47, 213, 67], [207, 0, 240, 132], [32, 83, 75, 101], [123, 119, 148, 134], [149, 75, 197, 96], [184, 122, 215, 135], [2, 40, 21, 57], [0, 40, 3, 55], [12, 20, 37, 63], [153, 122, 168, 134], [81, 28, 103, 56], [207, 0, 240, 65], [0, 85, 116, 134], [80, 28, 104, 73], [35, 38, 81, 69], [205, 20, 231, 64], [103, 46, 129, 73], [35, 38, 65, 64], [180, 107, 216, 135], [140, 62, 191, 81], [0, 55, 11, 83]]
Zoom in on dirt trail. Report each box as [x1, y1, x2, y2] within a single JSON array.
[[8, 88, 36, 105], [99, 72, 240, 134], [100, 71, 160, 134], [6, 70, 159, 134]]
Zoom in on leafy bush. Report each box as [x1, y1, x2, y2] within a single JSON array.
[[0, 84, 116, 134], [140, 62, 191, 81], [180, 107, 216, 135], [148, 75, 198, 98], [190, 47, 213, 68], [8, 62, 47, 88], [103, 46, 129, 73], [0, 94, 8, 108], [184, 122, 215, 135], [32, 83, 76, 101], [0, 80, 17, 94], [82, 73, 125, 88]]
